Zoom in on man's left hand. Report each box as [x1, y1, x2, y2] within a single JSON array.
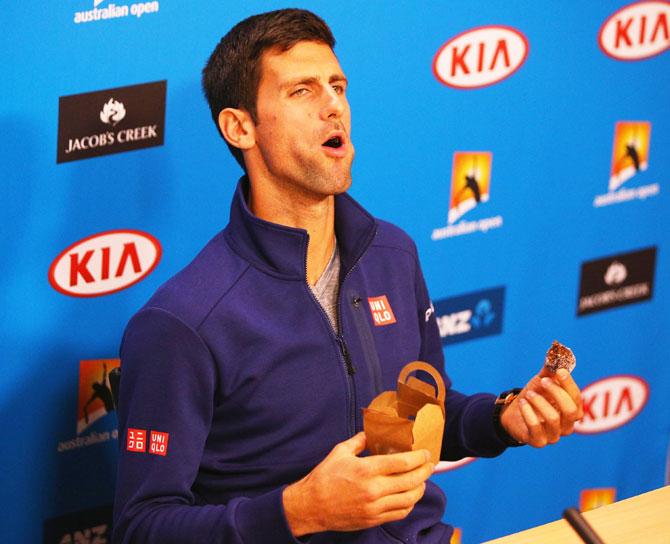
[[500, 367, 584, 448]]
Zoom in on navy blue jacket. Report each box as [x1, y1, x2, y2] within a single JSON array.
[[113, 180, 507, 543]]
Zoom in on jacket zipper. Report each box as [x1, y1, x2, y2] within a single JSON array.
[[304, 226, 377, 438], [333, 227, 376, 436], [349, 290, 383, 395], [304, 247, 357, 438]]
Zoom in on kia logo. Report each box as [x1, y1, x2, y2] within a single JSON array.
[[575, 375, 649, 434], [433, 25, 529, 89], [49, 230, 161, 297], [599, 1, 670, 61]]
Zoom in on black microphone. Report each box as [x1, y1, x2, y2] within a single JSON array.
[[562, 507, 606, 544]]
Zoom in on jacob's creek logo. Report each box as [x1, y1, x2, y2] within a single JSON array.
[[57, 80, 166, 163], [43, 505, 112, 544], [433, 25, 528, 88], [58, 359, 120, 453], [599, 1, 670, 60], [580, 488, 617, 512], [368, 295, 397, 326], [593, 121, 659, 207], [575, 375, 649, 434], [432, 152, 503, 240], [577, 247, 656, 315], [73, 0, 160, 24], [433, 286, 504, 345], [49, 229, 162, 297]]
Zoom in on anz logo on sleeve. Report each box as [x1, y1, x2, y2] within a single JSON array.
[[433, 286, 505, 345]]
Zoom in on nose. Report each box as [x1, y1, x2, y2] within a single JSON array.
[[320, 85, 345, 121]]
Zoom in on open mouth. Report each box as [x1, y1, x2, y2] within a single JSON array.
[[322, 135, 343, 149]]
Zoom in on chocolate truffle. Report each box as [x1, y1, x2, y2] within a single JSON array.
[[544, 340, 576, 374]]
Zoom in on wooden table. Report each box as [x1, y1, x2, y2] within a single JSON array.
[[484, 485, 670, 544]]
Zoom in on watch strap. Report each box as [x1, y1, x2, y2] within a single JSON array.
[[492, 388, 525, 447]]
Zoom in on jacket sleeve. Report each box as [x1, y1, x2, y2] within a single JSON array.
[[113, 307, 302, 544], [412, 250, 508, 460]]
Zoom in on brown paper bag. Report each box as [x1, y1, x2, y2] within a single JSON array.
[[362, 361, 445, 465]]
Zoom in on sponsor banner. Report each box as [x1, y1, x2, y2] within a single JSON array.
[[609, 121, 651, 191], [593, 121, 659, 207], [432, 152, 503, 240], [58, 359, 121, 453], [57, 80, 166, 163], [73, 0, 160, 24], [43, 504, 112, 544], [577, 247, 656, 316], [49, 229, 162, 297], [78, 359, 120, 435], [599, 1, 670, 61], [575, 375, 649, 434], [433, 25, 529, 88], [579, 488, 617, 512], [434, 286, 505, 345]]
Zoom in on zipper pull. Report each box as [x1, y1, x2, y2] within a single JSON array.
[[337, 335, 356, 375]]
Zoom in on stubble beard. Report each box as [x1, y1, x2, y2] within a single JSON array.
[[298, 153, 353, 199]]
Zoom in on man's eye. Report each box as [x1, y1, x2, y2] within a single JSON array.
[[291, 88, 309, 97], [332, 84, 345, 94]]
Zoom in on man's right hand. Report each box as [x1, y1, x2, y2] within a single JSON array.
[[282, 432, 435, 537]]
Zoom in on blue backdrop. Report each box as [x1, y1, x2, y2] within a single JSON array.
[[2, 1, 669, 542]]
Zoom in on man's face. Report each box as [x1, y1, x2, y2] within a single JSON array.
[[251, 40, 354, 198]]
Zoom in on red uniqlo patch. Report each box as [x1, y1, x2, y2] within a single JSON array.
[[368, 295, 397, 326], [127, 428, 146, 452], [149, 431, 170, 456]]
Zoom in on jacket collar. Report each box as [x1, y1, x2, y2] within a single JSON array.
[[225, 177, 377, 280]]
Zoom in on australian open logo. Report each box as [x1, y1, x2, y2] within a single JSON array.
[[57, 359, 120, 453], [593, 121, 660, 207], [432, 152, 503, 240], [73, 0, 160, 24], [433, 286, 505, 345]]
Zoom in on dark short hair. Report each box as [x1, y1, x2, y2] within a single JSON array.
[[202, 9, 336, 170]]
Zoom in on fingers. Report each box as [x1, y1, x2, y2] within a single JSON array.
[[540, 376, 581, 434], [518, 398, 547, 447], [364, 448, 431, 476], [333, 432, 367, 456], [554, 369, 584, 419], [382, 460, 434, 495], [525, 390, 560, 443], [374, 483, 426, 515]]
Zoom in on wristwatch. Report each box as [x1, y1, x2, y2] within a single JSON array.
[[492, 388, 525, 447]]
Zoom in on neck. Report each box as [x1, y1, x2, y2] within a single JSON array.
[[247, 178, 336, 286]]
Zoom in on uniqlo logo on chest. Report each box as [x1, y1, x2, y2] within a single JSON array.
[[150, 431, 169, 456], [127, 428, 146, 452], [368, 295, 397, 326]]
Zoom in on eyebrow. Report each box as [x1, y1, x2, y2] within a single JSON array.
[[281, 74, 348, 90]]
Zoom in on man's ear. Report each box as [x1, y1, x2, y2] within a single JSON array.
[[218, 108, 255, 150]]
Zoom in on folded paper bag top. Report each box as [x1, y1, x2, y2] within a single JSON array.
[[362, 361, 445, 465]]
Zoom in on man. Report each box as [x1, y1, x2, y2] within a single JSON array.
[[113, 9, 583, 543]]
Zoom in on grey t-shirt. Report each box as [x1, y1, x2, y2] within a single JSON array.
[[309, 241, 340, 333]]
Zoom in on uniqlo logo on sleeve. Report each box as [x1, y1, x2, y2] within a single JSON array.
[[149, 431, 170, 456], [126, 428, 146, 452], [368, 295, 397, 326]]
